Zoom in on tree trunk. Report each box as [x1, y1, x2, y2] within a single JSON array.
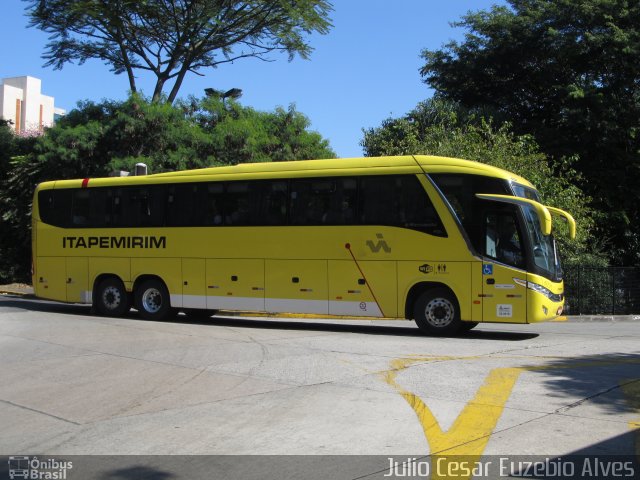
[[167, 68, 190, 104], [152, 78, 167, 103]]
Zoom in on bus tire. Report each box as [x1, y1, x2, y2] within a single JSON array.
[[135, 278, 174, 321], [413, 288, 461, 336], [95, 277, 130, 317]]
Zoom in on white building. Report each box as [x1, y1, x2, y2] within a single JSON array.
[[0, 76, 65, 134]]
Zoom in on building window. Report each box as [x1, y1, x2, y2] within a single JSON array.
[[15, 99, 21, 134]]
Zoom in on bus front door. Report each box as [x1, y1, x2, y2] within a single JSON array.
[[480, 210, 527, 323], [481, 262, 527, 323]]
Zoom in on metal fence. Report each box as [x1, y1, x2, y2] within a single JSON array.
[[563, 266, 640, 315]]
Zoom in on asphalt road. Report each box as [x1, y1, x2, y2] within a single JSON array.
[[0, 294, 639, 479]]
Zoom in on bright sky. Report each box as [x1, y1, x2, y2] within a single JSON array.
[[1, 1, 505, 158]]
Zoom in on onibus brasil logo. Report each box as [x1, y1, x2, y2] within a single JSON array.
[[8, 456, 73, 479]]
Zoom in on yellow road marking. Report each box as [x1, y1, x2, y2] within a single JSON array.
[[620, 379, 640, 458], [383, 356, 640, 479], [384, 359, 523, 479]]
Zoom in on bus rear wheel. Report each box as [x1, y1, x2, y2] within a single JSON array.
[[413, 288, 461, 336], [135, 278, 174, 321], [95, 277, 130, 317]]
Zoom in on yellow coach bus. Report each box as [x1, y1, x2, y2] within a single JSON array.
[[31, 155, 576, 335]]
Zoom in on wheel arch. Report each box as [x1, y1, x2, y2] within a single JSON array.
[[132, 273, 168, 294]]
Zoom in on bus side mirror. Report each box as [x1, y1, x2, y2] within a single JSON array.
[[547, 206, 577, 240], [475, 194, 552, 236]]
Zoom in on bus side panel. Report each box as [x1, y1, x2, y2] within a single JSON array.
[[66, 257, 89, 303], [481, 263, 527, 323], [182, 258, 206, 309], [265, 259, 328, 314], [131, 258, 183, 308], [89, 257, 132, 292], [398, 261, 473, 322], [471, 261, 484, 321], [35, 257, 66, 302], [205, 259, 265, 311], [328, 260, 397, 317]]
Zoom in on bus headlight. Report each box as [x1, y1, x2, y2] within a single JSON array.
[[514, 278, 563, 302]]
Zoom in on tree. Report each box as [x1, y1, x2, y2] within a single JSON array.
[[420, 0, 640, 265], [361, 98, 606, 267], [26, 0, 333, 103], [190, 95, 334, 164]]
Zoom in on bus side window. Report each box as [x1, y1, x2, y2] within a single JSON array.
[[290, 178, 343, 225], [38, 190, 56, 226], [167, 183, 208, 226], [205, 183, 224, 226], [90, 188, 109, 227], [126, 185, 165, 227], [224, 182, 261, 226], [71, 190, 91, 226], [324, 178, 356, 225], [359, 175, 446, 236], [108, 188, 125, 227], [261, 180, 288, 225], [290, 179, 318, 225], [360, 176, 394, 225]]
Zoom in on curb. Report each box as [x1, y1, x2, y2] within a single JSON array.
[[0, 289, 35, 298]]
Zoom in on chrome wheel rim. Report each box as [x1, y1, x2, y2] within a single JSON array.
[[424, 298, 455, 327], [141, 288, 163, 313]]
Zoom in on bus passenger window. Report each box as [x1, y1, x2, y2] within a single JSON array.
[[71, 190, 91, 226], [127, 186, 165, 227], [289, 179, 331, 225], [38, 189, 72, 227], [205, 183, 224, 226], [324, 178, 356, 225], [262, 181, 288, 225], [224, 182, 259, 226], [359, 175, 446, 236]]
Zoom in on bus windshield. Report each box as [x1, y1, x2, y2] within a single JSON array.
[[521, 203, 562, 280]]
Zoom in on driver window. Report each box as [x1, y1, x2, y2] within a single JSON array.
[[485, 212, 525, 268]]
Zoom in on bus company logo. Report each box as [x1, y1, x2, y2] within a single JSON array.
[[366, 233, 391, 253], [419, 264, 433, 274], [7, 456, 73, 479], [62, 235, 166, 249]]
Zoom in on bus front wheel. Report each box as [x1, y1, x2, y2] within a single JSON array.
[[95, 277, 130, 317], [413, 288, 461, 336], [135, 279, 174, 321]]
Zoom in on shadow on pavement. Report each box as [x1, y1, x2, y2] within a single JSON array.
[[0, 295, 539, 341], [522, 352, 640, 418]]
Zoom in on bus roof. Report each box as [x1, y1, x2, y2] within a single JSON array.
[[38, 155, 536, 190]]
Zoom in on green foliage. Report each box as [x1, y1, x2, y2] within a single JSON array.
[[0, 156, 39, 282], [189, 96, 334, 164], [25, 0, 333, 103], [420, 0, 640, 265], [0, 95, 334, 282], [28, 96, 215, 180], [362, 98, 607, 267], [0, 120, 15, 179]]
